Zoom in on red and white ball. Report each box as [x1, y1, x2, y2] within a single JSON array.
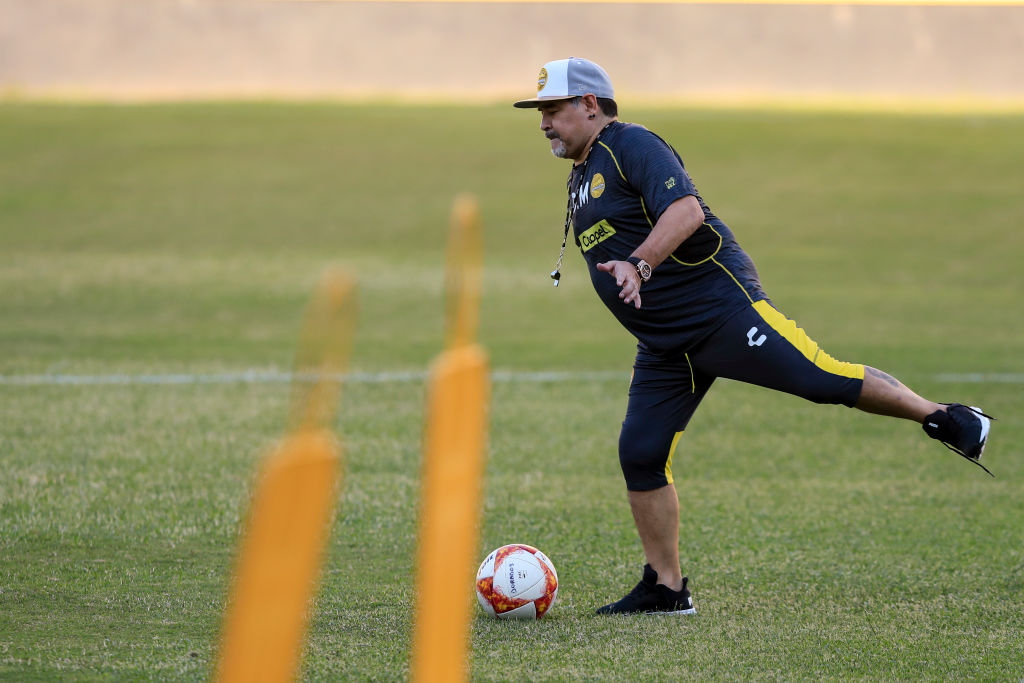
[[475, 544, 558, 619]]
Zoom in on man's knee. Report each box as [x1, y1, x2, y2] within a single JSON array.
[[618, 422, 677, 491]]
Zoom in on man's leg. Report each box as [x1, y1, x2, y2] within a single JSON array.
[[855, 366, 943, 421], [627, 484, 683, 592], [691, 301, 993, 467], [856, 366, 993, 468], [596, 347, 709, 614], [617, 348, 710, 589]]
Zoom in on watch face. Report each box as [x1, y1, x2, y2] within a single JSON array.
[[638, 262, 652, 280]]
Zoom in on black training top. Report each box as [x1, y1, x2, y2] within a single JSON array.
[[566, 121, 766, 355]]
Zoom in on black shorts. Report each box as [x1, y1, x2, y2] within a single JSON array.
[[618, 300, 864, 491]]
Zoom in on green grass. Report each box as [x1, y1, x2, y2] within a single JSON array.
[[1, 102, 1022, 681]]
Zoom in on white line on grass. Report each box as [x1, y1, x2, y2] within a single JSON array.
[[0, 371, 1022, 386], [933, 373, 1024, 384]]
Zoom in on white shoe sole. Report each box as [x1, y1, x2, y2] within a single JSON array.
[[970, 405, 990, 458], [650, 606, 697, 616]]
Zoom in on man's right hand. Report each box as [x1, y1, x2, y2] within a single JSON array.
[[596, 260, 642, 310]]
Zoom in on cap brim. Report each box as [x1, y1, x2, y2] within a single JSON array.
[[512, 95, 576, 109]]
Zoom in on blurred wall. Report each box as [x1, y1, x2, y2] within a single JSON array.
[[2, 0, 1023, 101]]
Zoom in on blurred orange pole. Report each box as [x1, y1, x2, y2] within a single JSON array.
[[411, 195, 490, 683], [214, 430, 340, 683], [215, 270, 355, 683]]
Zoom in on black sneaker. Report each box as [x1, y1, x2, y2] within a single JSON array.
[[923, 403, 995, 476], [595, 564, 696, 615]]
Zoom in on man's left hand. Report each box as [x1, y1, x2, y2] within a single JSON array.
[[596, 261, 642, 309]]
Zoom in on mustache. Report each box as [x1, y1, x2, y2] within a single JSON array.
[[545, 131, 560, 140]]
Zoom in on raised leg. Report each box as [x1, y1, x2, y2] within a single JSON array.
[[855, 366, 944, 421]]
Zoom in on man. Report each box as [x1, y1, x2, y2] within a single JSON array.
[[513, 57, 994, 615]]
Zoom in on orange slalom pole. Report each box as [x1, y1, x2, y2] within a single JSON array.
[[443, 194, 483, 351], [411, 195, 490, 683], [214, 430, 341, 683], [215, 270, 356, 683]]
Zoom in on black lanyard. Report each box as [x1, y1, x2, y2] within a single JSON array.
[[550, 123, 613, 287], [549, 169, 577, 287]]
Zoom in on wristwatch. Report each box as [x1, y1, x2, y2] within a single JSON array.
[[626, 256, 652, 282]]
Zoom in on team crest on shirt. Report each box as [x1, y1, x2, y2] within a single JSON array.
[[665, 176, 677, 190], [537, 68, 548, 92], [590, 173, 606, 199]]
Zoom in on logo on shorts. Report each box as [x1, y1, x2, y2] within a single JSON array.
[[537, 68, 548, 92], [590, 173, 606, 199], [747, 327, 767, 347]]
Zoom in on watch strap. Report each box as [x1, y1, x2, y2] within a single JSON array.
[[626, 256, 651, 282]]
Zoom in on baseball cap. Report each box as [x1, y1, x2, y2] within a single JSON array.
[[513, 58, 615, 108]]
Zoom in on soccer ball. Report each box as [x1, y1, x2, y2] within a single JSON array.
[[475, 544, 558, 619]]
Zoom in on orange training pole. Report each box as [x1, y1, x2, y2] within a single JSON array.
[[411, 195, 490, 683], [215, 270, 356, 683]]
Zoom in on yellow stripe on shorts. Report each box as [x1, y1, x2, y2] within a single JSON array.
[[752, 300, 864, 380], [665, 431, 683, 485]]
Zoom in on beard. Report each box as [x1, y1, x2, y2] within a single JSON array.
[[548, 134, 568, 159]]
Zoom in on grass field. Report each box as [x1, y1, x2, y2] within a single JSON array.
[[1, 102, 1022, 681]]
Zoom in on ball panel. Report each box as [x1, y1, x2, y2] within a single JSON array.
[[476, 549, 497, 581], [496, 602, 537, 620], [492, 550, 543, 600], [534, 550, 558, 581], [475, 575, 493, 603], [533, 569, 558, 618], [493, 543, 540, 564], [476, 590, 495, 617], [475, 585, 495, 618], [477, 573, 530, 615]]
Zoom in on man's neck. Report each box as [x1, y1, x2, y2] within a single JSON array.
[[574, 117, 617, 165]]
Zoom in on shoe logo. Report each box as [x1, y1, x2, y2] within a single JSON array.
[[746, 327, 767, 347]]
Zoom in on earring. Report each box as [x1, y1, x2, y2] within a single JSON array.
[[588, 114, 596, 120]]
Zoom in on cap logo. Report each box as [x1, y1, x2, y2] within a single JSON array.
[[537, 67, 548, 92]]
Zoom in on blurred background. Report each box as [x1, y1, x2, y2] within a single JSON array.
[[3, 0, 1023, 103]]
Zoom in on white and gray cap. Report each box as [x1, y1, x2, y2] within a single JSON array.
[[513, 58, 615, 109]]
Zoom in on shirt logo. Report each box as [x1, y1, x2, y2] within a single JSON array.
[[578, 220, 617, 253], [590, 173, 606, 199], [665, 176, 677, 190], [571, 180, 590, 214], [537, 68, 548, 92]]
